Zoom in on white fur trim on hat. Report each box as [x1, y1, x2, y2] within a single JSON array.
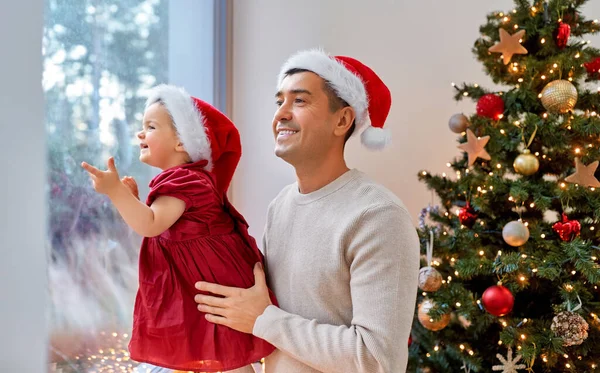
[[361, 125, 391, 150], [277, 49, 369, 132], [145, 84, 212, 169]]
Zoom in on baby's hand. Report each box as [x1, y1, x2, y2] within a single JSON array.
[[81, 157, 121, 196], [121, 176, 139, 200]]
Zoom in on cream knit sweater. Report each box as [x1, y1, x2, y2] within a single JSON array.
[[253, 169, 420, 373]]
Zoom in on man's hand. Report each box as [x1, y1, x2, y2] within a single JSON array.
[[121, 176, 139, 200], [194, 263, 272, 334], [81, 157, 122, 196]]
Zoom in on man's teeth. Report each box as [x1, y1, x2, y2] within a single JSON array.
[[279, 130, 298, 135]]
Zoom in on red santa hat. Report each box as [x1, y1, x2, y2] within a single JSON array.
[[277, 49, 392, 150], [145, 84, 241, 194]]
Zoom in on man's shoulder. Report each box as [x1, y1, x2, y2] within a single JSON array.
[[267, 182, 296, 210], [348, 171, 409, 215]]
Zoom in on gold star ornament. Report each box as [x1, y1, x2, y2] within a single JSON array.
[[565, 158, 600, 187], [488, 28, 528, 65], [458, 129, 491, 166]]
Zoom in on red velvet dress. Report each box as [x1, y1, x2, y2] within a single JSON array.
[[128, 160, 276, 372]]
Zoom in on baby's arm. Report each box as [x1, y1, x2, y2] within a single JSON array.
[[82, 157, 185, 237], [107, 185, 185, 237], [121, 176, 139, 200]]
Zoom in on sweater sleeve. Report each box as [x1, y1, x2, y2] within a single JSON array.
[[253, 204, 420, 373]]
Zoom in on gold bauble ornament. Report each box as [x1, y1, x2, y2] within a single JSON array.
[[540, 80, 578, 113], [418, 299, 451, 331], [513, 149, 539, 175], [418, 266, 442, 292], [502, 220, 530, 247]]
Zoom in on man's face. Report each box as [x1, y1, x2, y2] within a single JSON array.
[[272, 72, 340, 165]]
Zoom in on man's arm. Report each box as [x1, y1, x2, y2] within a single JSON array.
[[252, 204, 420, 373], [195, 204, 419, 372]]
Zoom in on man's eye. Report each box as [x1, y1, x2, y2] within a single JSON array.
[[275, 100, 283, 106], [294, 98, 305, 104], [148, 126, 155, 130]]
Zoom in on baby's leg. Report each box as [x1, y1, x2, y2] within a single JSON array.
[[136, 363, 257, 373], [135, 363, 173, 373], [224, 365, 256, 373]]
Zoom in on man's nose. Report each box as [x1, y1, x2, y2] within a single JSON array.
[[274, 103, 292, 123]]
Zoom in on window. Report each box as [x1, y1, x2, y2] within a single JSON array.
[[44, 1, 224, 371]]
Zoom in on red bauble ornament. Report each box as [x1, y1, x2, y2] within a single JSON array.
[[555, 22, 571, 49], [408, 334, 413, 346], [584, 57, 600, 78], [476, 94, 504, 120], [482, 284, 514, 317], [552, 213, 581, 242], [458, 202, 478, 228]]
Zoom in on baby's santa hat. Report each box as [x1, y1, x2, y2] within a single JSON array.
[[278, 49, 392, 150], [145, 84, 241, 194]]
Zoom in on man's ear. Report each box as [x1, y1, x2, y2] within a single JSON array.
[[333, 106, 356, 138]]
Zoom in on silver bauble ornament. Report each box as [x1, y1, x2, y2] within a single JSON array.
[[448, 113, 470, 133], [502, 220, 530, 247]]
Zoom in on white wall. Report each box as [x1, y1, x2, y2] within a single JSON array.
[[231, 0, 600, 241], [0, 0, 47, 371]]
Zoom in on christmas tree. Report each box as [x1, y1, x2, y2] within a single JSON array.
[[409, 1, 600, 372]]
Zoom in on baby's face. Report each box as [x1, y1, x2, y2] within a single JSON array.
[[137, 102, 182, 169]]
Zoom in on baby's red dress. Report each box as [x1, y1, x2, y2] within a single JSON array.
[[128, 160, 276, 372]]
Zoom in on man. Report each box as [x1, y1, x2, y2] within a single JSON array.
[[195, 49, 419, 373]]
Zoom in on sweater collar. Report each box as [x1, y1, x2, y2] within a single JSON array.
[[292, 169, 361, 205]]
